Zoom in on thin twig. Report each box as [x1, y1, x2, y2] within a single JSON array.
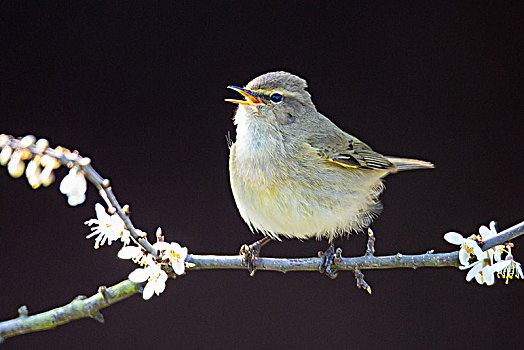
[[365, 228, 376, 256], [354, 270, 372, 294], [482, 221, 524, 251], [2, 135, 159, 258]]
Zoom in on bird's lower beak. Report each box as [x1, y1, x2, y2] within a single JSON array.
[[225, 86, 264, 106]]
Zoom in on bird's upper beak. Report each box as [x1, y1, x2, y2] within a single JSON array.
[[225, 86, 264, 106]]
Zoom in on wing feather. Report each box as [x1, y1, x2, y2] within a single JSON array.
[[312, 135, 395, 171]]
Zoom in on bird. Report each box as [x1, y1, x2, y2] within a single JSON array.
[[225, 71, 433, 275]]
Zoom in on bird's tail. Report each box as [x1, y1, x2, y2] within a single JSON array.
[[386, 156, 434, 172]]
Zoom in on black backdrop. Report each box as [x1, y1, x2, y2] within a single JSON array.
[[1, 1, 522, 349]]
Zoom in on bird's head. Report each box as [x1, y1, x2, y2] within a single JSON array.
[[226, 71, 316, 128]]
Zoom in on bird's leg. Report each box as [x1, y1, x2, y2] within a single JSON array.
[[318, 241, 339, 279], [239, 236, 272, 276]]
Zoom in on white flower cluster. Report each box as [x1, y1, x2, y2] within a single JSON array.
[[0, 134, 87, 206], [85, 203, 188, 300], [444, 221, 523, 285]]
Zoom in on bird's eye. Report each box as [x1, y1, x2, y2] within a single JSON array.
[[270, 93, 283, 103]]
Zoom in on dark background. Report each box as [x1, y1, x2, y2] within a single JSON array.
[[1, 1, 522, 349]]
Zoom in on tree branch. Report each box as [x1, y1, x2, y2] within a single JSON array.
[[0, 249, 458, 342], [185, 251, 460, 272], [0, 280, 140, 342], [1, 217, 523, 342]]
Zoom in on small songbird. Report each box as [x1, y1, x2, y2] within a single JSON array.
[[226, 71, 433, 274]]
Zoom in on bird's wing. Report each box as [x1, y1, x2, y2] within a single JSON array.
[[310, 134, 395, 171]]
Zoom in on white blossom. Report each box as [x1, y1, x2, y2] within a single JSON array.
[[39, 155, 59, 187], [118, 245, 147, 265], [20, 135, 36, 148], [59, 167, 87, 206], [460, 250, 498, 285], [154, 241, 188, 275], [26, 158, 42, 189], [448, 221, 522, 286], [128, 256, 168, 300], [7, 151, 24, 178], [0, 146, 13, 166], [495, 247, 523, 284], [444, 231, 483, 266], [85, 203, 130, 248]]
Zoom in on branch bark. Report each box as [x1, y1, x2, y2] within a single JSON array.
[[482, 220, 524, 251], [185, 251, 460, 272]]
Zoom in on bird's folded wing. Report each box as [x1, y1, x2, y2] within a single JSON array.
[[311, 137, 395, 171]]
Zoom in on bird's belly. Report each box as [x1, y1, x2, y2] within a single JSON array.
[[230, 166, 384, 241]]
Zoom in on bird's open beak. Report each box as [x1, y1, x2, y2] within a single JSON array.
[[225, 86, 264, 106]]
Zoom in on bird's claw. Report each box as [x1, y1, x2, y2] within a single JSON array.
[[240, 244, 258, 276], [239, 237, 272, 276], [318, 244, 339, 279]]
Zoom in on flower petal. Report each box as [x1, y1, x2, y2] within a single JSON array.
[[483, 266, 495, 286], [444, 232, 464, 245], [179, 246, 188, 260], [515, 263, 524, 279], [118, 246, 142, 259], [491, 260, 510, 273], [128, 268, 149, 283], [121, 230, 131, 245], [170, 242, 182, 250], [466, 263, 482, 282], [478, 225, 491, 239], [459, 249, 470, 266], [142, 282, 155, 300], [94, 203, 108, 220], [154, 280, 166, 295], [68, 193, 86, 206], [153, 242, 171, 251], [474, 272, 483, 284], [489, 221, 497, 234], [84, 218, 99, 226], [172, 261, 185, 275], [491, 247, 502, 262]]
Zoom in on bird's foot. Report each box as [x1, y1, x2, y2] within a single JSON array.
[[239, 236, 272, 276], [318, 243, 341, 279]]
